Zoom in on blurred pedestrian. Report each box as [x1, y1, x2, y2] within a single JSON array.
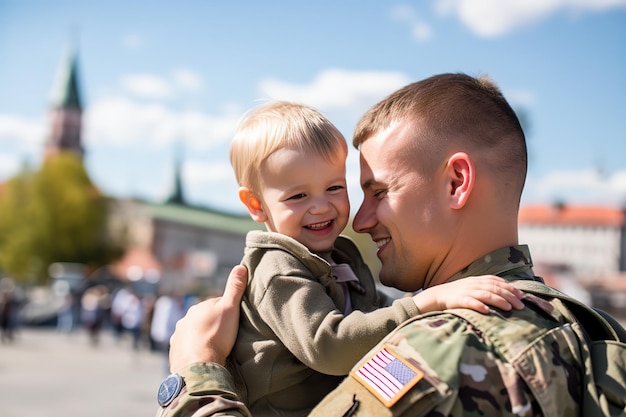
[[141, 293, 157, 351], [56, 292, 76, 334], [80, 285, 109, 346], [0, 278, 19, 344], [150, 290, 185, 372], [121, 288, 143, 351], [110, 285, 132, 342]]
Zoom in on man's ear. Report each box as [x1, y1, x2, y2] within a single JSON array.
[[445, 152, 474, 209], [238, 187, 268, 222]]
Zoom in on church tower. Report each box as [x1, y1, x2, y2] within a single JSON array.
[[45, 45, 85, 158], [165, 146, 186, 205]]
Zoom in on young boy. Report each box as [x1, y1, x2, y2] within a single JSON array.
[[228, 101, 523, 417]]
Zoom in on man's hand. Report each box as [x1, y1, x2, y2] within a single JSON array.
[[169, 265, 248, 372]]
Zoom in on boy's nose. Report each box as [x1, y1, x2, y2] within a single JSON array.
[[309, 197, 331, 214]]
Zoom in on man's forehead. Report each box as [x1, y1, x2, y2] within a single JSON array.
[[359, 119, 412, 151], [357, 123, 405, 180], [358, 152, 387, 190]]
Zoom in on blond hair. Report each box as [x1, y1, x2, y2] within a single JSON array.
[[229, 101, 347, 191]]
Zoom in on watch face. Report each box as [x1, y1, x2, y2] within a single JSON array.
[[157, 373, 183, 407]]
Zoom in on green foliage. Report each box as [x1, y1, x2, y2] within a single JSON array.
[[0, 153, 121, 284]]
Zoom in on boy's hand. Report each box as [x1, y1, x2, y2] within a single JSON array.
[[169, 265, 248, 372], [412, 275, 524, 314]]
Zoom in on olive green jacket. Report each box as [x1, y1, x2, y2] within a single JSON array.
[[231, 231, 419, 416]]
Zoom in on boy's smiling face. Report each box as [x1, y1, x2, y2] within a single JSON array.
[[256, 146, 350, 253]]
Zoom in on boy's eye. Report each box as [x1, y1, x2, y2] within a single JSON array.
[[287, 193, 306, 201], [327, 185, 345, 192]]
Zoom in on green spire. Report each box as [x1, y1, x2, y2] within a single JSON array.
[[166, 148, 186, 205], [51, 46, 83, 110]]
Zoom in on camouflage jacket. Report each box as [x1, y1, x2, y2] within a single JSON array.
[[157, 245, 584, 417]]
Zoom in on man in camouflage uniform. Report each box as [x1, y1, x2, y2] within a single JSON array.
[[157, 73, 584, 416]]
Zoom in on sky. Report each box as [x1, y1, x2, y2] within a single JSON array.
[[0, 0, 625, 216]]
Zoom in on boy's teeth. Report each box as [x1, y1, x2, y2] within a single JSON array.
[[308, 220, 331, 229]]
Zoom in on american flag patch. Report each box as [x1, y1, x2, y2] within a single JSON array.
[[350, 347, 424, 407]]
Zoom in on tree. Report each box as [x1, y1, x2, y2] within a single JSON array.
[[0, 153, 121, 285], [0, 165, 38, 280]]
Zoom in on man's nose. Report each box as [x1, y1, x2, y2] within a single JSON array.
[[352, 202, 374, 233]]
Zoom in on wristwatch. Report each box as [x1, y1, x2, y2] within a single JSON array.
[[157, 373, 184, 407]]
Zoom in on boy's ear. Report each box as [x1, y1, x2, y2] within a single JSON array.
[[239, 187, 268, 222], [445, 152, 474, 210]]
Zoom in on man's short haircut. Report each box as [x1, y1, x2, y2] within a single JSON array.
[[229, 101, 347, 191], [353, 73, 528, 201]]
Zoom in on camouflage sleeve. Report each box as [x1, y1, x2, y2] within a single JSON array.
[[156, 363, 252, 417], [308, 314, 456, 417], [309, 311, 555, 417]]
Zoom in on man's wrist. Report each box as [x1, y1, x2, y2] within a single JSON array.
[[176, 362, 239, 397]]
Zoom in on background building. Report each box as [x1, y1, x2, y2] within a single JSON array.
[[107, 197, 262, 296], [519, 203, 626, 317], [518, 203, 626, 277]]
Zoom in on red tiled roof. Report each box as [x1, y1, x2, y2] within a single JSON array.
[[519, 204, 626, 227]]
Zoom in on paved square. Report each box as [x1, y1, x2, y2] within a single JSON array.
[[0, 328, 166, 417]]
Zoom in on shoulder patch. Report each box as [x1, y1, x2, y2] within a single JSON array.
[[350, 347, 424, 408]]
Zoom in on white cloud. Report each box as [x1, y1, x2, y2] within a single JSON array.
[[0, 114, 46, 150], [174, 69, 205, 93], [120, 70, 207, 99], [435, 0, 626, 38], [120, 74, 173, 99], [180, 110, 241, 150], [0, 153, 20, 180], [84, 96, 239, 151], [524, 168, 626, 205], [391, 4, 433, 42], [0, 114, 46, 181], [95, 68, 410, 157], [85, 97, 173, 147], [186, 160, 233, 185], [258, 69, 412, 113], [184, 159, 244, 212]]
